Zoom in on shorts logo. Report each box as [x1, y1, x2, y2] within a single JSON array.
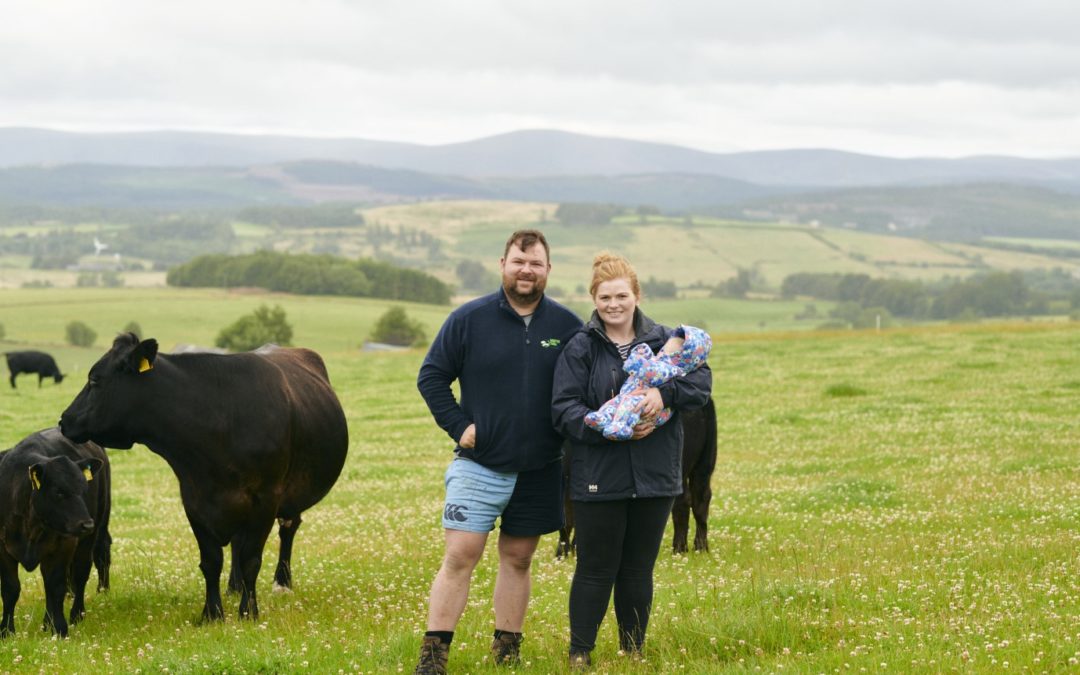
[[588, 484, 598, 493], [444, 503, 469, 522]]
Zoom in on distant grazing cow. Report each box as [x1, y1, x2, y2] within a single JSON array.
[[5, 351, 64, 389], [557, 397, 717, 557], [60, 334, 349, 622], [0, 427, 111, 638]]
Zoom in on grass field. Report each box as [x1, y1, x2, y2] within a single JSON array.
[[0, 288, 1079, 672]]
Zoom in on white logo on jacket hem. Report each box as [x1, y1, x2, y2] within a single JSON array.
[[588, 484, 598, 493]]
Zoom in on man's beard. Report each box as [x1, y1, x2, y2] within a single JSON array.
[[503, 274, 546, 305]]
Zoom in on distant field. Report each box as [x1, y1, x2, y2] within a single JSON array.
[[0, 286, 1077, 672], [5, 199, 1080, 297], [0, 288, 839, 369], [983, 236, 1080, 251], [939, 242, 1080, 273], [0, 269, 166, 290], [814, 228, 969, 266], [0, 288, 454, 363]]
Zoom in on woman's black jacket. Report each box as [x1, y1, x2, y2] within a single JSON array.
[[551, 309, 713, 502]]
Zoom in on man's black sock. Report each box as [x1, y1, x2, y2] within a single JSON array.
[[426, 630, 454, 645]]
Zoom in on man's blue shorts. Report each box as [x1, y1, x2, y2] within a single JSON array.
[[442, 457, 563, 537]]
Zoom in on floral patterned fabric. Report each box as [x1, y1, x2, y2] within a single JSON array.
[[584, 325, 712, 441]]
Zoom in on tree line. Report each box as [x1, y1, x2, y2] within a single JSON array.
[[781, 270, 1080, 321], [167, 250, 451, 304]]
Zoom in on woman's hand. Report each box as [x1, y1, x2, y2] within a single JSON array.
[[636, 387, 664, 419], [630, 419, 656, 440]]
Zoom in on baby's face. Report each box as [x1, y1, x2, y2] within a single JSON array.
[[661, 336, 685, 356]]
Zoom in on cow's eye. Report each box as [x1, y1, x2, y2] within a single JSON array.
[[55, 491, 67, 500], [88, 378, 98, 388]]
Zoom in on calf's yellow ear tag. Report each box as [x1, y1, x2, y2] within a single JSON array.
[[83, 467, 93, 482], [29, 469, 41, 491], [139, 358, 153, 373]]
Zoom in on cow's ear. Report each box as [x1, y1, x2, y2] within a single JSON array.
[[129, 339, 158, 374], [28, 464, 44, 491], [78, 458, 103, 481]]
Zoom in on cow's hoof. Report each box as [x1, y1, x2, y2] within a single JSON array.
[[199, 607, 225, 624]]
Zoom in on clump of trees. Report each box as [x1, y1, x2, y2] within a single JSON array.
[[782, 270, 1066, 323], [641, 276, 677, 299], [236, 204, 365, 229], [455, 260, 497, 292], [712, 268, 760, 299], [215, 305, 293, 352], [555, 203, 624, 225], [66, 321, 97, 347], [168, 250, 451, 304], [369, 306, 427, 347]]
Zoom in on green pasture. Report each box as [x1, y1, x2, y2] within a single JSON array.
[[982, 236, 1080, 252], [0, 289, 1079, 672]]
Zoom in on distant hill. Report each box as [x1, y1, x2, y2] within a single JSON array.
[[3, 127, 1080, 189], [0, 161, 791, 210], [718, 183, 1080, 241]]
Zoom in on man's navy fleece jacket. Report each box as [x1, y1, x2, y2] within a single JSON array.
[[417, 288, 582, 473]]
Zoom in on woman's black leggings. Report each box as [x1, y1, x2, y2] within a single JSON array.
[[568, 496, 675, 654]]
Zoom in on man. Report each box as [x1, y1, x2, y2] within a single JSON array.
[[414, 230, 583, 674]]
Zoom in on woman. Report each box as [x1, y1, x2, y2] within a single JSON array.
[[551, 252, 713, 668]]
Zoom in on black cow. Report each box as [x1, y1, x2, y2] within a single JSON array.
[[0, 427, 111, 638], [671, 396, 716, 553], [5, 351, 64, 389], [557, 396, 717, 557], [59, 334, 349, 622]]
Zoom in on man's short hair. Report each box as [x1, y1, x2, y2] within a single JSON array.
[[503, 229, 550, 263]]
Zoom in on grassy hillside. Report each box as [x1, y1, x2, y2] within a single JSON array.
[[0, 286, 1078, 672], [723, 182, 1080, 241], [3, 198, 1079, 294], [361, 202, 1080, 293]]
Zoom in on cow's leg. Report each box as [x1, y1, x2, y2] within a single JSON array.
[[8, 373, 15, 389], [274, 514, 302, 590], [93, 527, 112, 592], [690, 474, 712, 553], [191, 523, 225, 623], [556, 448, 575, 559], [671, 485, 691, 554], [227, 545, 242, 594], [234, 518, 275, 620], [68, 538, 95, 626], [37, 374, 43, 388], [0, 553, 21, 637], [556, 498, 575, 558], [40, 561, 69, 637]]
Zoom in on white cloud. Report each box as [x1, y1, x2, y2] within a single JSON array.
[[1, 0, 1078, 156]]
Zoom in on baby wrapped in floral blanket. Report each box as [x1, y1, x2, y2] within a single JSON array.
[[585, 325, 712, 441]]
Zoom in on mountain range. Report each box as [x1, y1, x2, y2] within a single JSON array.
[[1, 127, 1080, 242], [4, 127, 1080, 189]]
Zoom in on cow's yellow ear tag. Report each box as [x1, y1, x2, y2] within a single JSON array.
[[29, 469, 41, 491], [83, 467, 93, 482], [139, 358, 152, 373]]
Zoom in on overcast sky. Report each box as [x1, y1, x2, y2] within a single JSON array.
[[2, 0, 1078, 158]]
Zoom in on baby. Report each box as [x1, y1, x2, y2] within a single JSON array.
[[585, 325, 711, 441]]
